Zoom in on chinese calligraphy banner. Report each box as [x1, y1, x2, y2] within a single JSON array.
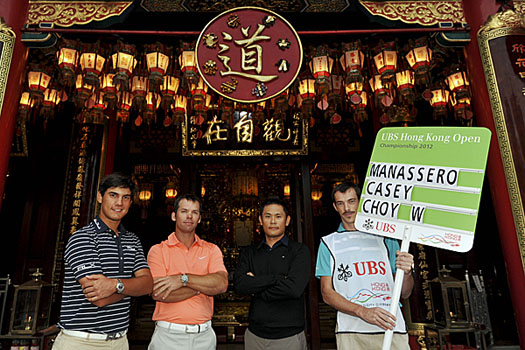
[[182, 111, 308, 156], [478, 27, 525, 270], [0, 20, 16, 119], [355, 127, 491, 253], [196, 7, 303, 103]]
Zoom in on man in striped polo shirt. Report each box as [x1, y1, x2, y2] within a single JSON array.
[[54, 173, 153, 350]]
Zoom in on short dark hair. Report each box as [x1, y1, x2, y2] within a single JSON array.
[[98, 173, 137, 197], [259, 197, 289, 217], [173, 194, 203, 213], [331, 181, 361, 203]]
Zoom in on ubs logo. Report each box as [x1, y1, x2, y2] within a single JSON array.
[[376, 221, 396, 234], [337, 264, 352, 282]]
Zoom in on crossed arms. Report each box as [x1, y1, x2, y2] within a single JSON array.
[[80, 268, 153, 307]]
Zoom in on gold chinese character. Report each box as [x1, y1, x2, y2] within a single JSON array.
[[73, 200, 81, 207], [75, 182, 82, 190], [204, 116, 228, 144], [72, 208, 80, 216], [79, 149, 87, 157], [515, 57, 525, 68], [233, 112, 254, 143], [74, 190, 82, 199], [262, 118, 291, 142], [77, 165, 85, 174], [218, 25, 278, 83], [76, 173, 83, 183], [71, 217, 79, 226]]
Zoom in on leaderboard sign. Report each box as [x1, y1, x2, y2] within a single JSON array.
[[356, 127, 491, 253]]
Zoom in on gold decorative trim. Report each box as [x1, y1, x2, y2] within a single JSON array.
[[480, 9, 525, 32], [515, 1, 525, 17], [478, 24, 525, 273], [181, 116, 308, 157], [359, 1, 465, 26], [0, 18, 16, 119], [27, 1, 133, 27]]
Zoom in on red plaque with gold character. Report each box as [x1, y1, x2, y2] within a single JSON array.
[[196, 7, 303, 103]]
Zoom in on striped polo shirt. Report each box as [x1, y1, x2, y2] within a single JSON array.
[[58, 217, 149, 334]]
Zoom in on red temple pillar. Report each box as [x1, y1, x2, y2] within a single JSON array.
[[0, 0, 30, 210], [462, 0, 525, 347]]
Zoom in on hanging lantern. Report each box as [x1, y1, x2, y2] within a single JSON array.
[[446, 70, 470, 100], [18, 92, 33, 112], [328, 74, 344, 107], [165, 181, 178, 200], [298, 78, 316, 118], [173, 94, 187, 124], [311, 184, 323, 201], [79, 43, 105, 87], [283, 183, 291, 198], [373, 41, 398, 81], [345, 80, 364, 105], [369, 74, 392, 107], [75, 74, 94, 107], [353, 91, 368, 122], [395, 70, 415, 104], [42, 88, 61, 108], [189, 77, 208, 106], [146, 43, 170, 90], [111, 42, 136, 90], [179, 48, 198, 83], [101, 73, 117, 106], [160, 75, 180, 107], [56, 40, 79, 84], [117, 92, 133, 123], [309, 46, 334, 85], [405, 39, 432, 85], [340, 41, 365, 84], [430, 88, 450, 120], [27, 70, 51, 102], [131, 75, 148, 106], [144, 92, 160, 123], [450, 94, 473, 122], [88, 92, 107, 122]]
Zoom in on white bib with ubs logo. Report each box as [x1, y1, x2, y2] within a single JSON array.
[[322, 230, 407, 333]]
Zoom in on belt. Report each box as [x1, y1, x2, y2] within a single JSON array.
[[62, 329, 127, 341], [156, 320, 211, 334]]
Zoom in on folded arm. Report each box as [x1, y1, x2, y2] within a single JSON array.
[[152, 272, 228, 302], [258, 246, 310, 301], [80, 268, 153, 307]]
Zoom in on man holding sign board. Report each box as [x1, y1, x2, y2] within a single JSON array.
[[315, 181, 414, 350]]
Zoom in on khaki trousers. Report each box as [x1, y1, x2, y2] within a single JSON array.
[[336, 332, 409, 350], [52, 330, 128, 350], [148, 323, 216, 350], [244, 328, 307, 350]]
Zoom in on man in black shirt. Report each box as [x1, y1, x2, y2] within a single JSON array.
[[234, 197, 310, 350]]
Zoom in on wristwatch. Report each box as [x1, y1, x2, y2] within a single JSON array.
[[116, 278, 125, 294], [181, 274, 189, 287]]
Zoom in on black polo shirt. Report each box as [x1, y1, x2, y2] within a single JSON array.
[[234, 235, 311, 339], [58, 217, 149, 334]]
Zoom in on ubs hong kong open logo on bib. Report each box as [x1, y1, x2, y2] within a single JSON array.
[[196, 7, 303, 103]]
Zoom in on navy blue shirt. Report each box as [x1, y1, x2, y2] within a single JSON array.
[[234, 236, 311, 339], [58, 217, 149, 334]]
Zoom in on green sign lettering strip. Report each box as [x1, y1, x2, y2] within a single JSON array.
[[411, 187, 480, 210]]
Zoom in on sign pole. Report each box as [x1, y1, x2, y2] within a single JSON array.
[[382, 225, 412, 350]]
